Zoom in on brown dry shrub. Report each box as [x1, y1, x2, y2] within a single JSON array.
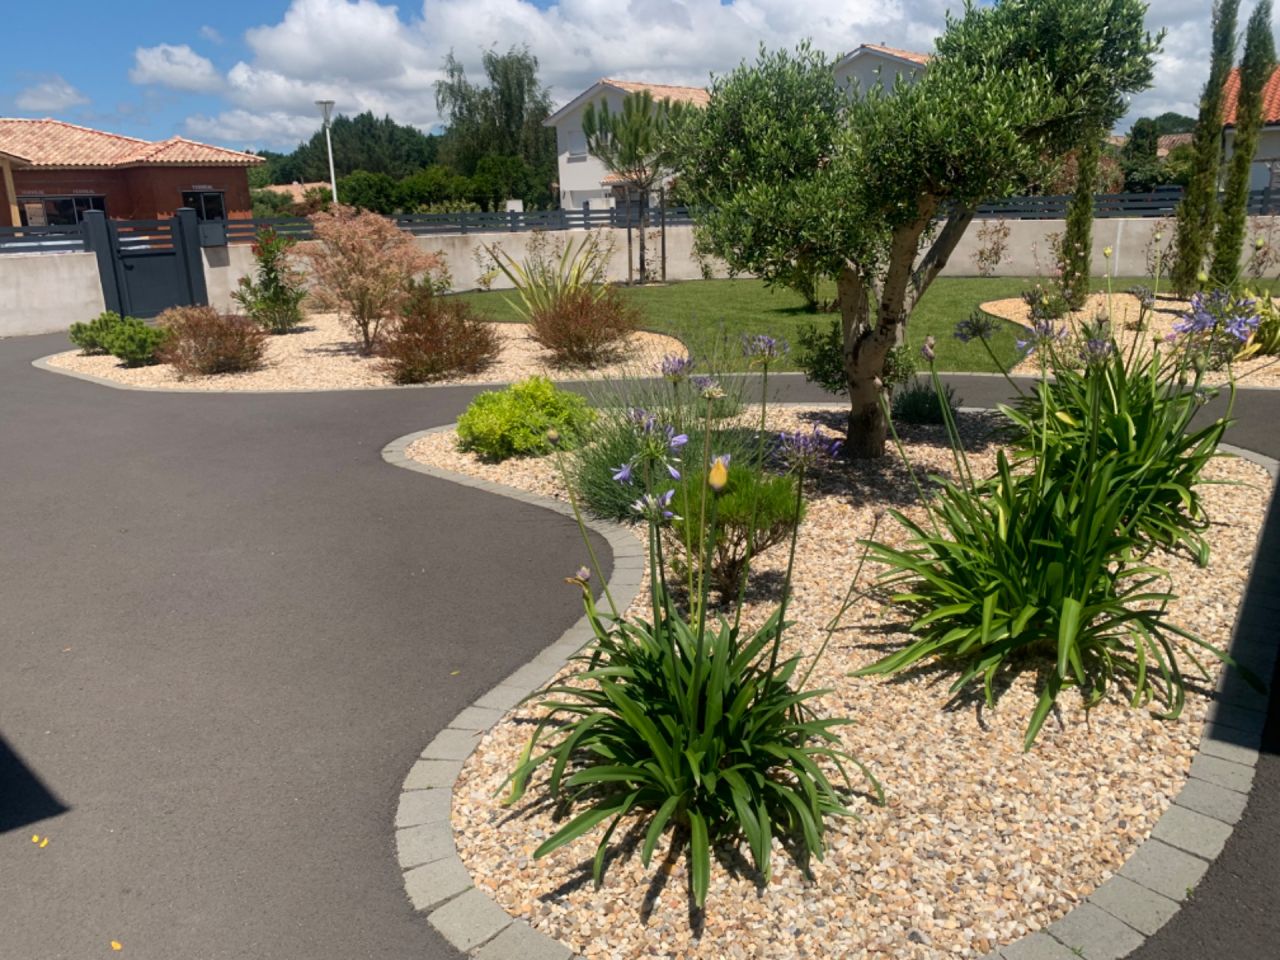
[[302, 205, 448, 354], [157, 306, 267, 378], [376, 283, 501, 384], [529, 285, 638, 368]]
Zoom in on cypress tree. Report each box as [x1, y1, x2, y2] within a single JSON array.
[[1210, 0, 1277, 287], [1172, 0, 1241, 294], [1061, 131, 1102, 309]]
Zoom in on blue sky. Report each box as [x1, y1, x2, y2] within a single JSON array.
[[1, 0, 1249, 152]]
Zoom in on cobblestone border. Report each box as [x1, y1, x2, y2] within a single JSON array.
[[384, 428, 1277, 960]]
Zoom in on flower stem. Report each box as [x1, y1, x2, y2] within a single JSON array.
[[553, 448, 618, 616]]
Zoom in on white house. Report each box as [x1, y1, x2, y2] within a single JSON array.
[[832, 43, 931, 94], [1222, 65, 1280, 191], [544, 78, 710, 212]]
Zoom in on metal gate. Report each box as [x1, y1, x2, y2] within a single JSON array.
[[83, 209, 208, 319]]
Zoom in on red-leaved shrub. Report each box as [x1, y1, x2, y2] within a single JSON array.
[[529, 285, 638, 367], [376, 283, 501, 384], [157, 306, 267, 377], [302, 205, 449, 354]]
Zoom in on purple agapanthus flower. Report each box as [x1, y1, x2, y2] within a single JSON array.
[[691, 375, 725, 399], [1174, 290, 1258, 340], [742, 333, 789, 364], [659, 354, 695, 381], [612, 462, 633, 484], [776, 427, 842, 471], [1015, 318, 1068, 354], [920, 335, 937, 363], [953, 311, 1000, 343], [631, 489, 679, 523], [1083, 338, 1114, 363]]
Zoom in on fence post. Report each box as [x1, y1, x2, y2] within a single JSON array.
[[81, 210, 124, 316], [659, 187, 667, 283], [173, 207, 209, 307]]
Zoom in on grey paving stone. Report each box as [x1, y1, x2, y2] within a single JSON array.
[[1175, 776, 1250, 824], [473, 919, 574, 960], [396, 822, 456, 868], [1088, 874, 1180, 936], [403, 758, 464, 790], [396, 788, 452, 828], [999, 931, 1081, 960], [428, 887, 513, 952], [1197, 725, 1262, 767], [503, 660, 561, 694], [1189, 753, 1256, 794], [1046, 901, 1144, 960], [403, 856, 473, 912], [475, 682, 530, 712], [1213, 672, 1269, 711], [1118, 838, 1208, 902], [1204, 701, 1267, 736], [421, 726, 482, 761], [1151, 803, 1235, 860], [451, 704, 505, 731]]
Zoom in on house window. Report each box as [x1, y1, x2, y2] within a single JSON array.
[[17, 195, 106, 226], [182, 191, 226, 221], [566, 129, 587, 161]]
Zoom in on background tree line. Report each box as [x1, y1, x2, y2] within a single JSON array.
[[249, 46, 557, 217]]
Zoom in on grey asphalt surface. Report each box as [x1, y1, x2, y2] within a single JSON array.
[[0, 345, 1275, 960]]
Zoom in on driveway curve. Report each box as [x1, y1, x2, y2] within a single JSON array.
[[1, 335, 1277, 960]]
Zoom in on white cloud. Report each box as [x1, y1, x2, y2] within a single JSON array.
[[176, 0, 1264, 149], [15, 76, 88, 112], [200, 25, 225, 44], [130, 44, 223, 93]]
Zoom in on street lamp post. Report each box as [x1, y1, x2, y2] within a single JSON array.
[[316, 99, 338, 205]]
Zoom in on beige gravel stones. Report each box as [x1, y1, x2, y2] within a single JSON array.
[[406, 405, 1273, 960], [982, 291, 1280, 387], [43, 313, 685, 392]]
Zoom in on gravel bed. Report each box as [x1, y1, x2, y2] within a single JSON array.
[[44, 313, 685, 391], [407, 407, 1272, 959], [982, 291, 1280, 387]]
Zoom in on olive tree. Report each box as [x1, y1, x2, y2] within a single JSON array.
[[679, 0, 1160, 458]]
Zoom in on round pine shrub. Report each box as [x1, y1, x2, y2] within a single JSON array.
[[68, 311, 125, 355], [157, 306, 267, 377], [376, 284, 500, 384], [666, 462, 804, 598], [101, 317, 170, 367], [456, 376, 594, 461]]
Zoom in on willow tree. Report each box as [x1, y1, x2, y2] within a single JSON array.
[[679, 0, 1161, 458], [1172, 0, 1241, 294], [1210, 0, 1277, 286], [582, 91, 690, 282]]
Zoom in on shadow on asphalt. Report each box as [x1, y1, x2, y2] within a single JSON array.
[[0, 736, 68, 834]]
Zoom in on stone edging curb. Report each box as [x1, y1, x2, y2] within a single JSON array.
[[383, 427, 1278, 960]]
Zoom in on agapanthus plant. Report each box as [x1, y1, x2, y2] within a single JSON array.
[[1172, 290, 1260, 370], [507, 366, 879, 911]]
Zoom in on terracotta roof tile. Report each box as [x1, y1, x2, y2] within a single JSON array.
[[1222, 65, 1280, 127], [601, 79, 710, 107], [853, 43, 933, 66], [0, 118, 262, 168]]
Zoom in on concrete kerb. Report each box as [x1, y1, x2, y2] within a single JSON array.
[[382, 425, 643, 960], [384, 426, 1279, 960]]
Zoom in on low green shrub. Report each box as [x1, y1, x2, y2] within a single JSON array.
[[666, 462, 803, 597], [891, 377, 958, 425], [456, 376, 594, 460], [376, 283, 500, 384], [232, 227, 307, 334], [102, 317, 169, 367], [157, 306, 267, 377], [68, 311, 125, 355], [1021, 283, 1069, 321]]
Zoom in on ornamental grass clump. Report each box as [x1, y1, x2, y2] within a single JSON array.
[[507, 363, 879, 910]]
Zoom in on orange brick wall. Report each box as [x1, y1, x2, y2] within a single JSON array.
[[9, 166, 253, 222]]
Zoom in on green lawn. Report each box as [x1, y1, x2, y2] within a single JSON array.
[[449, 276, 1142, 374]]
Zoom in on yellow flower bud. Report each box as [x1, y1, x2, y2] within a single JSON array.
[[1103, 246, 1113, 259], [708, 455, 730, 493]]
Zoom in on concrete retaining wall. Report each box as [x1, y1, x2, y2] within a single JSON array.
[[0, 252, 105, 337]]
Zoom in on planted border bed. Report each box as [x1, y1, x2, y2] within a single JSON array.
[[406, 405, 1271, 960], [42, 313, 685, 392]]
